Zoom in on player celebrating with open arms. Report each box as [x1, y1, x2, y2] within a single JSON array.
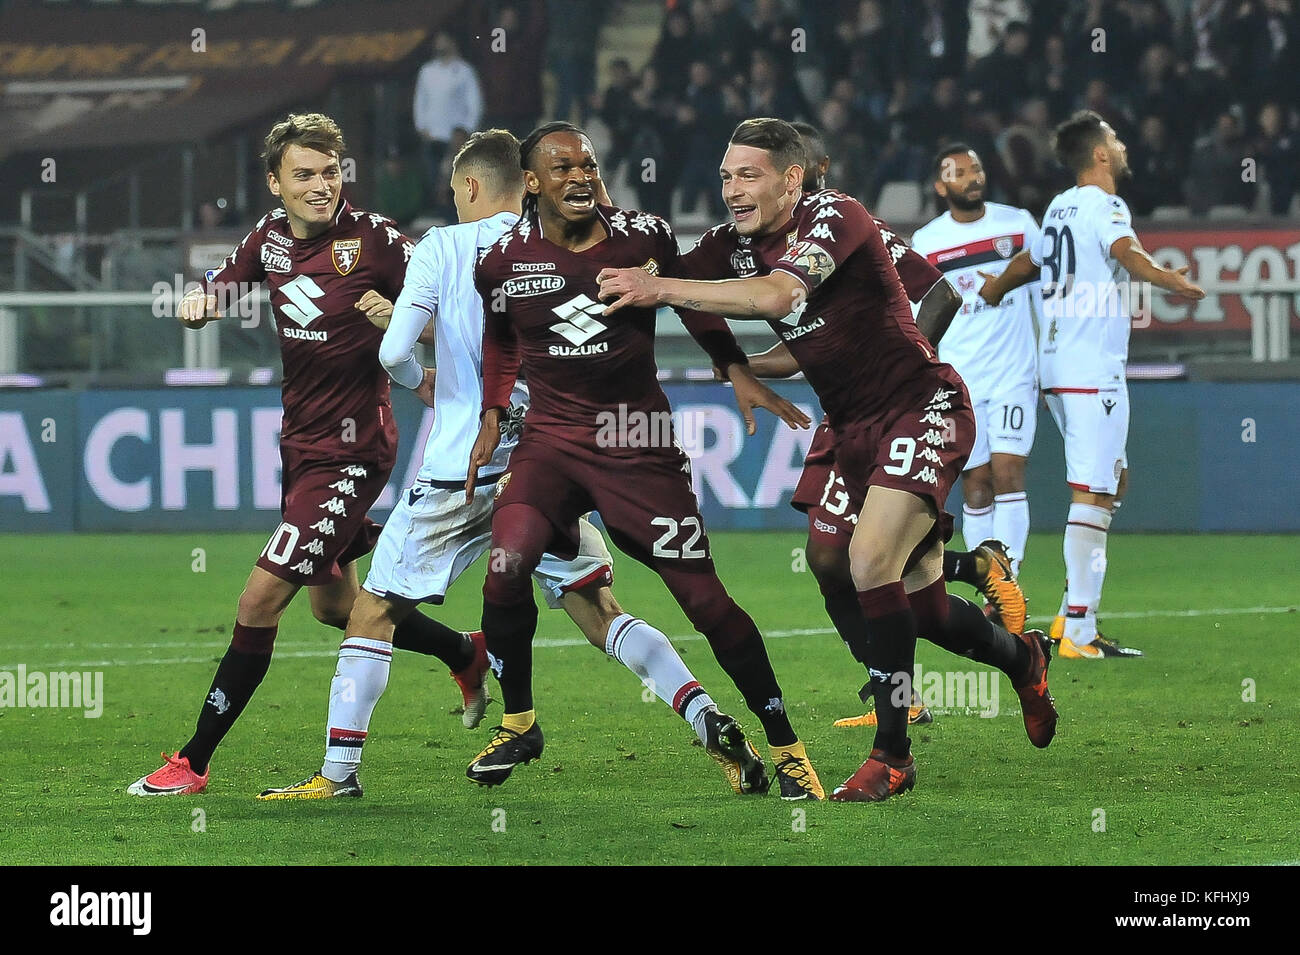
[[129, 114, 478, 796], [464, 122, 826, 799], [597, 118, 1058, 802]]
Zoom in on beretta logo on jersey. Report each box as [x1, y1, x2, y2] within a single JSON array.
[[994, 236, 1015, 258], [261, 243, 292, 273], [730, 248, 757, 276], [502, 275, 565, 297], [332, 239, 361, 275]]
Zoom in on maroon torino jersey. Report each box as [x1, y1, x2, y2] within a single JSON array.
[[475, 204, 746, 457], [203, 200, 413, 469], [803, 215, 946, 465], [681, 190, 955, 428]]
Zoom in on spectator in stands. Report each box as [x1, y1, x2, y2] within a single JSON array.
[[1125, 114, 1189, 215], [627, 65, 680, 216], [967, 21, 1034, 112], [413, 32, 482, 216], [1184, 0, 1232, 114], [676, 60, 728, 219], [373, 147, 426, 230], [817, 97, 872, 202], [915, 0, 970, 80], [546, 0, 606, 124], [706, 0, 758, 80], [906, 74, 964, 157], [1216, 0, 1300, 111], [997, 97, 1054, 213], [1131, 43, 1192, 141], [747, 48, 807, 121], [594, 57, 638, 184], [1186, 110, 1255, 214], [967, 0, 1030, 61], [1030, 32, 1073, 121], [1253, 100, 1299, 215], [832, 0, 896, 122], [649, 8, 697, 99], [475, 2, 546, 137]]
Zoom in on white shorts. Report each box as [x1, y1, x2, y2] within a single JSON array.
[[964, 377, 1038, 471], [1044, 385, 1129, 495], [364, 479, 613, 609]]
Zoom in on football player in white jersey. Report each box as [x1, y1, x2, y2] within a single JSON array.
[[911, 144, 1040, 578], [979, 111, 1204, 659], [261, 130, 764, 798]]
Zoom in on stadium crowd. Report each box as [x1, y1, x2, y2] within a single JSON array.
[[397, 0, 1300, 222]]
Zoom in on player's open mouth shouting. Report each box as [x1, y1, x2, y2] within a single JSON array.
[[563, 186, 595, 212], [729, 202, 757, 225]]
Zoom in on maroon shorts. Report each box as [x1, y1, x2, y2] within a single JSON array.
[[254, 447, 389, 587], [791, 421, 860, 550], [494, 436, 718, 575], [830, 376, 974, 553]]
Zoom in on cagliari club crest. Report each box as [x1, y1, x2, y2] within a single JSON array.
[[994, 235, 1015, 258], [332, 238, 362, 275]]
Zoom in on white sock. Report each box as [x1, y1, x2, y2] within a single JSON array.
[[1056, 585, 1069, 618], [321, 636, 392, 782], [962, 502, 995, 550], [992, 492, 1030, 576], [1062, 504, 1112, 645], [605, 613, 715, 743]]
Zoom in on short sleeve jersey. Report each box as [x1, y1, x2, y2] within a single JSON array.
[[1030, 185, 1137, 390], [910, 202, 1040, 390], [474, 204, 742, 457], [203, 200, 414, 469], [681, 190, 951, 427]]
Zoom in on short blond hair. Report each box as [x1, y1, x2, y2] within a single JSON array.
[[262, 113, 346, 177]]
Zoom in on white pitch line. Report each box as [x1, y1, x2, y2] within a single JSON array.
[[1, 605, 1294, 671]]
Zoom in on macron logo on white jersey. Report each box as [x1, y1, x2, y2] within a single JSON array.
[[549, 293, 607, 345], [278, 274, 325, 327]]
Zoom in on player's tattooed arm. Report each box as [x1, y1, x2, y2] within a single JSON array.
[[915, 279, 961, 347], [597, 268, 803, 320], [1110, 237, 1206, 299], [978, 250, 1037, 306]]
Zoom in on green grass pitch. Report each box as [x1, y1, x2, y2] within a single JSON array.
[[1, 531, 1296, 865]]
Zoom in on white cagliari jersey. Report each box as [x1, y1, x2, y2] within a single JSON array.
[[383, 210, 524, 482], [910, 202, 1039, 392], [1030, 185, 1137, 391]]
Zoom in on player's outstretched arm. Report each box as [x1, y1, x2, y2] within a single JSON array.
[[1110, 237, 1206, 299], [915, 278, 961, 347], [978, 250, 1037, 306], [743, 341, 800, 378], [597, 267, 803, 320]]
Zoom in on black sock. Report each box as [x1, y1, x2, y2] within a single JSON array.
[[943, 549, 982, 587], [925, 595, 1028, 679], [856, 584, 917, 759], [823, 586, 869, 648], [709, 615, 797, 747], [179, 646, 272, 775], [392, 610, 473, 670], [482, 598, 537, 715]]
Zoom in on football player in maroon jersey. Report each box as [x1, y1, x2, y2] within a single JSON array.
[[462, 122, 826, 799], [129, 114, 486, 797], [742, 123, 1027, 731], [597, 118, 1057, 802]]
